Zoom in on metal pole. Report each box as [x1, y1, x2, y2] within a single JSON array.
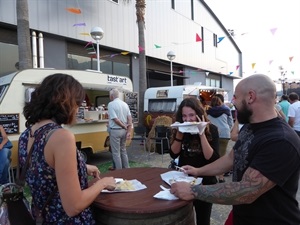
[[170, 60, 173, 86], [96, 40, 100, 72]]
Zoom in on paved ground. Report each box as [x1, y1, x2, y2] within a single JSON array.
[[90, 139, 300, 225]]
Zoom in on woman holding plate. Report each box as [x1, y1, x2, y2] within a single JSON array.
[[170, 97, 220, 225]]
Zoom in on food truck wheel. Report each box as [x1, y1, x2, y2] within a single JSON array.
[[80, 148, 92, 163]]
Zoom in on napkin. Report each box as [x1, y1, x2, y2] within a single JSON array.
[[153, 190, 178, 200]]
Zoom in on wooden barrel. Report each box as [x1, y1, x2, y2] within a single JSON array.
[[93, 203, 195, 225]]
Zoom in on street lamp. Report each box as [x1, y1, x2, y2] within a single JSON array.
[[90, 27, 104, 72], [167, 51, 176, 86]]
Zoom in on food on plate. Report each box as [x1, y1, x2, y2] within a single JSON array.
[[115, 180, 135, 191], [169, 177, 197, 185]]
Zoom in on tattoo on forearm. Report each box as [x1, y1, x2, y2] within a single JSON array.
[[191, 168, 275, 205]]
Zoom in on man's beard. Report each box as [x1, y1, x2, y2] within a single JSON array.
[[236, 100, 252, 124]]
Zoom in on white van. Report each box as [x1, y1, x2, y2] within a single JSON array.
[[143, 85, 225, 130], [0, 69, 134, 167]]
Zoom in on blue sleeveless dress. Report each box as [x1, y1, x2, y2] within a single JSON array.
[[18, 123, 95, 224]]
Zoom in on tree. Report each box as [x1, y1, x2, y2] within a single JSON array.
[[135, 0, 147, 127], [124, 0, 147, 126], [16, 0, 32, 70]]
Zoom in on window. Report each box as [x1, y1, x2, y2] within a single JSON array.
[[213, 33, 218, 47], [191, 0, 194, 20], [171, 0, 175, 9], [148, 99, 176, 113], [0, 42, 18, 77], [201, 27, 204, 53], [68, 54, 92, 70], [68, 54, 130, 77]]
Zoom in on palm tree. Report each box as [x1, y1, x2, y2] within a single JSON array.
[[16, 0, 32, 70], [124, 0, 147, 126]]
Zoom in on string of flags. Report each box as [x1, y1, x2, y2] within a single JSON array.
[[65, 3, 295, 76]]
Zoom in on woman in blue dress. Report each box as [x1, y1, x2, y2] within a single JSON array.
[[18, 73, 116, 224]]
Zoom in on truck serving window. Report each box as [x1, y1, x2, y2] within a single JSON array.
[[148, 99, 176, 113]]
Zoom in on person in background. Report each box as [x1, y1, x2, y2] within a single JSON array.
[[170, 74, 300, 225], [207, 95, 233, 182], [278, 94, 290, 122], [0, 125, 11, 184], [107, 88, 132, 169], [288, 92, 300, 137], [19, 73, 116, 224], [274, 103, 286, 120], [170, 97, 219, 225]]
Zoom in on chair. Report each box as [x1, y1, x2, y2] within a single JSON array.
[[131, 126, 147, 152], [7, 150, 14, 183], [150, 125, 170, 162]]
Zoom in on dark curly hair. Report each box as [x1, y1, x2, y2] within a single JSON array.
[[174, 97, 212, 140], [23, 73, 85, 127]]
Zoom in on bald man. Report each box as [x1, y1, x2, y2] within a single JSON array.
[[171, 74, 300, 225]]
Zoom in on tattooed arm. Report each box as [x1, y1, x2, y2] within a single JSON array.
[[170, 167, 276, 205]]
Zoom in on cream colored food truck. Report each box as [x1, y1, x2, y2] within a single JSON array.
[[143, 85, 225, 130], [0, 69, 133, 167]]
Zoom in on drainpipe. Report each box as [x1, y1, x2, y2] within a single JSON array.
[[38, 33, 44, 68], [32, 31, 38, 68]]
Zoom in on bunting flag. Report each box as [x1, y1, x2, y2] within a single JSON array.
[[252, 63, 256, 69], [179, 70, 183, 74], [110, 54, 118, 58], [269, 60, 273, 65], [138, 46, 145, 52], [270, 28, 277, 35], [121, 51, 130, 55], [217, 37, 225, 43], [291, 71, 294, 75], [154, 44, 162, 48], [85, 47, 94, 51], [229, 72, 233, 75], [73, 23, 86, 27], [65, 7, 81, 14], [236, 65, 240, 70], [289, 56, 294, 62], [196, 33, 202, 42], [80, 32, 90, 36], [205, 72, 209, 76], [84, 41, 93, 48]]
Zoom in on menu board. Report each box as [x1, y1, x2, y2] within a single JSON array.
[[125, 92, 138, 123], [0, 113, 19, 134]]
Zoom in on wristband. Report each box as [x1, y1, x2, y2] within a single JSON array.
[[174, 137, 183, 142]]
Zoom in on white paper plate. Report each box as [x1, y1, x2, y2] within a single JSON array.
[[171, 122, 207, 134], [101, 179, 147, 193], [171, 122, 201, 127], [160, 171, 202, 186]]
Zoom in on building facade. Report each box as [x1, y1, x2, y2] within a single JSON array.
[[0, 0, 242, 101]]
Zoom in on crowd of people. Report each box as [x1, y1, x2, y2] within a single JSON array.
[[170, 74, 300, 225], [0, 72, 299, 224]]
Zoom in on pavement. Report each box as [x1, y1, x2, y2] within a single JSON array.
[[90, 139, 300, 225]]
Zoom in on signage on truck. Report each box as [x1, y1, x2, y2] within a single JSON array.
[[156, 90, 168, 98], [107, 75, 128, 85]]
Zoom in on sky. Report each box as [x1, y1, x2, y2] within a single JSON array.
[[204, 0, 300, 84]]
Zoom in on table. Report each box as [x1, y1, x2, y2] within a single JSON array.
[[91, 167, 195, 225]]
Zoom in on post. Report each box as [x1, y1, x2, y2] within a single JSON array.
[[170, 60, 173, 86], [96, 40, 100, 72]]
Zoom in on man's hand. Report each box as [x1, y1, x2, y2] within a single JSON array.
[[181, 165, 199, 176], [170, 182, 195, 201]]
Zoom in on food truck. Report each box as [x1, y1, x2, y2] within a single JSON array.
[[143, 85, 225, 131], [0, 69, 134, 167]]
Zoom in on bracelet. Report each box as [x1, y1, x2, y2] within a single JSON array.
[[174, 137, 183, 142]]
